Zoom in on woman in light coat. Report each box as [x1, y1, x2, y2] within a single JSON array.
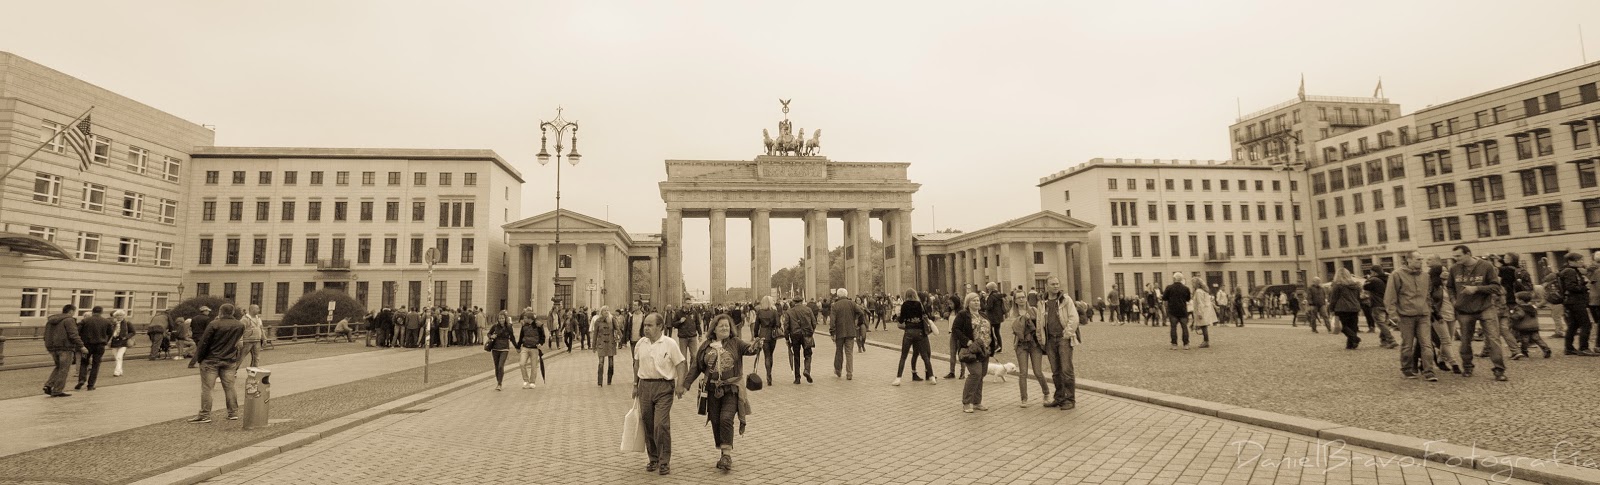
[[1189, 277, 1216, 349], [591, 306, 620, 386]]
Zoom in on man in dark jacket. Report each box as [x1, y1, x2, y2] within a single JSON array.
[[76, 306, 114, 391], [783, 300, 816, 384], [190, 304, 246, 423], [829, 289, 861, 380], [1306, 278, 1329, 332], [1163, 273, 1192, 350], [982, 282, 1006, 354], [1362, 268, 1396, 347], [1448, 244, 1509, 381], [1557, 252, 1595, 356], [187, 306, 213, 368], [43, 305, 86, 397]]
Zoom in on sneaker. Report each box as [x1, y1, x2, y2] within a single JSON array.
[[188, 415, 212, 424], [495, 384, 502, 391], [227, 414, 240, 421], [1198, 342, 1210, 349], [1462, 369, 1473, 378], [928, 376, 938, 385], [846, 374, 853, 381], [1511, 353, 1525, 361], [1424, 373, 1438, 382], [1043, 400, 1061, 408], [1451, 364, 1462, 375], [1060, 402, 1076, 410], [1551, 332, 1565, 339], [658, 465, 670, 476], [1170, 345, 1178, 350], [1403, 372, 1418, 379], [646, 462, 658, 472], [892, 378, 902, 386], [963, 405, 974, 413], [973, 405, 989, 411], [943, 372, 956, 379], [1182, 345, 1190, 350], [1493, 369, 1508, 382]]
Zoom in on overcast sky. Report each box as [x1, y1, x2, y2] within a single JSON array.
[[4, 1, 1596, 295]]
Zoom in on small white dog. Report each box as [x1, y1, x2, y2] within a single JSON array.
[[985, 362, 1018, 382]]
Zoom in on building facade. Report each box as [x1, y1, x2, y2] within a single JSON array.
[[1, 52, 215, 325], [911, 211, 1093, 299], [1407, 61, 1600, 281], [1038, 158, 1310, 299], [1229, 94, 1400, 165], [1306, 115, 1418, 277], [184, 147, 522, 317]]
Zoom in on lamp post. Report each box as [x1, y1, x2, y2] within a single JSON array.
[[538, 108, 582, 313], [1270, 156, 1307, 288]]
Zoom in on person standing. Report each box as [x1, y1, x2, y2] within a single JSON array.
[[1557, 252, 1595, 356], [953, 292, 991, 413], [682, 315, 762, 471], [1010, 296, 1048, 407], [76, 306, 113, 391], [1588, 251, 1600, 353], [982, 282, 1006, 354], [146, 309, 170, 361], [754, 297, 782, 384], [828, 289, 861, 380], [1449, 244, 1510, 381], [108, 310, 136, 377], [1189, 277, 1215, 349], [485, 311, 516, 391], [1330, 267, 1365, 349], [189, 304, 245, 423], [240, 304, 266, 368], [943, 289, 967, 380], [1106, 287, 1121, 323], [892, 289, 936, 386], [1387, 251, 1438, 381], [593, 306, 621, 386], [782, 299, 816, 384], [1163, 273, 1192, 350], [1039, 276, 1081, 410], [43, 305, 86, 397], [516, 313, 543, 389], [634, 313, 687, 476]]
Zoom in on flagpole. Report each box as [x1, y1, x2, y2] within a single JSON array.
[[0, 106, 95, 184]]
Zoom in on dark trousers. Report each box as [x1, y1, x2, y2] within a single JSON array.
[[1044, 337, 1075, 405], [961, 356, 988, 405], [1564, 303, 1592, 352], [897, 333, 932, 378], [760, 336, 777, 377], [148, 334, 167, 359], [1457, 311, 1508, 373], [46, 350, 75, 393], [1516, 330, 1550, 355], [1589, 306, 1600, 351], [637, 379, 676, 466], [1168, 314, 1190, 345], [78, 344, 106, 388], [707, 385, 739, 449], [490, 350, 509, 385], [1337, 312, 1361, 348], [787, 340, 812, 378]]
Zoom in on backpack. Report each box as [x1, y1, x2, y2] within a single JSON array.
[[1543, 283, 1565, 305]]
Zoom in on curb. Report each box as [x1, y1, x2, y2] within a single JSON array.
[[859, 336, 1600, 485], [129, 347, 568, 485]]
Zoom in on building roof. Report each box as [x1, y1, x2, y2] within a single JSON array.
[[1037, 157, 1267, 186], [1414, 60, 1600, 117], [191, 146, 524, 183]]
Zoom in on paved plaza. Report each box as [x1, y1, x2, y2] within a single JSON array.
[[203, 338, 1530, 485]]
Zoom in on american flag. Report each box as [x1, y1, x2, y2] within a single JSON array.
[[61, 114, 94, 171]]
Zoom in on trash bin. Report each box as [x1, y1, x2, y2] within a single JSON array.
[[242, 367, 271, 430]]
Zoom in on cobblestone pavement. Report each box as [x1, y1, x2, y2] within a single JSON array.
[[207, 340, 1529, 485]]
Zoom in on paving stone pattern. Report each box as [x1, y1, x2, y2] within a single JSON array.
[[206, 340, 1528, 485]]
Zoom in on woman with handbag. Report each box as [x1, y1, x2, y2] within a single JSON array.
[[952, 292, 992, 413], [1190, 277, 1217, 349], [485, 311, 516, 390], [682, 314, 762, 471], [892, 289, 936, 386], [1011, 295, 1049, 406]]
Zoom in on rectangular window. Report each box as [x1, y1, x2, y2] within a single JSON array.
[[305, 238, 320, 264], [1111, 235, 1123, 258], [439, 173, 452, 186], [1545, 92, 1562, 111], [360, 201, 374, 222], [1397, 217, 1410, 242], [1494, 211, 1510, 236], [388, 172, 401, 186], [33, 172, 64, 204], [1526, 206, 1545, 233], [1574, 123, 1594, 149], [160, 198, 178, 224], [1328, 169, 1344, 191], [20, 288, 51, 317], [411, 238, 424, 264], [1540, 166, 1559, 194], [229, 201, 243, 221], [358, 238, 372, 264], [1548, 203, 1565, 231], [258, 171, 272, 185], [276, 282, 290, 313], [1466, 144, 1482, 169], [284, 171, 298, 185], [1130, 234, 1142, 258], [362, 171, 375, 186], [117, 237, 139, 264], [121, 192, 144, 219], [463, 203, 475, 227], [1356, 222, 1368, 246], [77, 232, 101, 260], [1335, 197, 1345, 216], [1488, 175, 1505, 200], [414, 172, 427, 186], [1578, 160, 1598, 189], [279, 238, 293, 264], [382, 281, 397, 308], [1337, 225, 1348, 248], [334, 201, 348, 221], [1521, 170, 1539, 196], [1376, 220, 1389, 244], [250, 238, 266, 265], [196, 283, 210, 298], [1222, 204, 1232, 221], [436, 237, 450, 264], [232, 171, 246, 185], [386, 201, 400, 221], [1167, 204, 1177, 221], [1535, 130, 1554, 156], [336, 171, 350, 186], [282, 201, 296, 221], [1203, 204, 1213, 221], [1471, 179, 1487, 203], [464, 173, 478, 186], [1150, 235, 1160, 258], [1148, 203, 1158, 223], [225, 238, 240, 265], [1259, 234, 1270, 256], [384, 237, 398, 264], [1582, 83, 1599, 103], [1442, 183, 1457, 207], [1372, 189, 1384, 211], [71, 290, 96, 315], [256, 200, 270, 221], [1583, 199, 1600, 228], [125, 146, 148, 173], [223, 283, 237, 302], [310, 171, 324, 185], [329, 238, 346, 262], [413, 202, 426, 221], [155, 242, 173, 267], [162, 156, 183, 182], [1256, 204, 1267, 221], [81, 183, 106, 212], [1224, 234, 1235, 255], [1352, 193, 1364, 214], [1316, 200, 1326, 219], [1184, 179, 1193, 191], [440, 202, 450, 227], [356, 281, 369, 309], [1189, 235, 1199, 257], [307, 201, 322, 221], [198, 238, 213, 265], [459, 281, 474, 309], [1516, 135, 1534, 160], [434, 280, 448, 307], [1185, 204, 1195, 221], [1170, 235, 1181, 258]]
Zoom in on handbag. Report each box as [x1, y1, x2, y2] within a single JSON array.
[[696, 382, 709, 416], [745, 352, 764, 391], [620, 402, 646, 453], [927, 320, 940, 337]]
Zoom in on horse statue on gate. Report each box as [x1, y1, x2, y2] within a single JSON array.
[[763, 129, 775, 156], [805, 129, 821, 156]]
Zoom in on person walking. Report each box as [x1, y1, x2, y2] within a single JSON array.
[[593, 306, 621, 386], [108, 310, 136, 377], [1387, 251, 1438, 381], [1449, 244, 1510, 381], [953, 292, 992, 413], [634, 313, 687, 475], [516, 313, 543, 389], [188, 304, 245, 423], [1163, 273, 1192, 350], [240, 304, 266, 368], [1190, 277, 1215, 349], [1306, 278, 1329, 333], [43, 305, 86, 397], [1010, 295, 1049, 407], [782, 298, 816, 384], [1330, 267, 1365, 350], [76, 306, 113, 391], [753, 297, 782, 383], [1557, 252, 1595, 356], [682, 315, 762, 471], [892, 289, 936, 386], [485, 311, 516, 391], [828, 288, 861, 380], [146, 309, 170, 360]]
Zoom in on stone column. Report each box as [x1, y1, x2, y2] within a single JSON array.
[[943, 254, 955, 294], [665, 209, 683, 308], [809, 210, 830, 300], [536, 243, 553, 312], [574, 242, 590, 307], [508, 244, 525, 312], [919, 253, 932, 292], [1057, 242, 1071, 289], [976, 245, 989, 289], [999, 242, 1014, 292], [882, 212, 899, 295], [842, 211, 859, 295], [803, 213, 817, 299], [751, 209, 771, 301], [1021, 241, 1036, 292], [709, 209, 727, 304], [897, 209, 915, 294], [849, 209, 870, 295], [1076, 242, 1092, 301], [649, 255, 661, 306]]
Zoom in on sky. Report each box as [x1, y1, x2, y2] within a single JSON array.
[[3, 0, 1596, 295]]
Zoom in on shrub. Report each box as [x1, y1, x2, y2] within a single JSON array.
[[171, 296, 232, 323], [279, 289, 366, 339]]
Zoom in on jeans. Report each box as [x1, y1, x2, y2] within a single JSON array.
[[961, 356, 987, 405], [637, 379, 675, 466], [1564, 303, 1593, 352], [1337, 312, 1361, 349], [1397, 315, 1435, 375], [78, 344, 106, 388], [1428, 315, 1460, 367], [1044, 338, 1075, 405], [46, 350, 75, 393], [148, 334, 166, 359], [199, 361, 239, 416], [519, 348, 540, 384], [240, 341, 262, 369], [1014, 345, 1048, 401], [896, 332, 932, 378], [1307, 305, 1328, 331], [948, 337, 963, 377], [707, 384, 740, 449], [1168, 314, 1190, 346], [833, 336, 854, 377], [491, 350, 509, 385], [1457, 311, 1508, 373]]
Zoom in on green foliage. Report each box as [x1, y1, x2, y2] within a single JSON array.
[[282, 289, 366, 326], [769, 239, 886, 297], [172, 296, 231, 323]]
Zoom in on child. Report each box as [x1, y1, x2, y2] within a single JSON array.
[[1508, 291, 1550, 359]]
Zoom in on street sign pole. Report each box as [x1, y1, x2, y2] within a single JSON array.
[[425, 247, 438, 384]]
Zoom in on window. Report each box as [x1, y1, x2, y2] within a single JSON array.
[[196, 283, 210, 298], [155, 242, 173, 267], [120, 192, 144, 219], [76, 232, 100, 260], [1240, 204, 1250, 221], [1222, 204, 1232, 221], [1130, 234, 1141, 258], [198, 238, 213, 265], [1396, 217, 1410, 241], [1110, 235, 1123, 258], [81, 183, 106, 212], [1540, 166, 1559, 194], [1376, 220, 1388, 243], [1165, 179, 1175, 190], [1260, 234, 1270, 256], [414, 172, 427, 186], [1372, 189, 1384, 211], [1515, 135, 1534, 160], [1488, 175, 1505, 200], [1582, 82, 1599, 103], [20, 288, 50, 317], [336, 171, 350, 186], [229, 201, 243, 221], [1520, 170, 1539, 196], [433, 280, 449, 307], [358, 238, 372, 264], [256, 200, 270, 221], [310, 171, 324, 185], [1355, 223, 1368, 246], [356, 282, 369, 309], [1126, 178, 1135, 190], [1316, 200, 1326, 219], [225, 238, 240, 265], [1393, 186, 1406, 208], [1169, 235, 1181, 258], [1574, 123, 1594, 149], [1220, 179, 1230, 191], [360, 201, 374, 222], [386, 201, 400, 221], [1145, 179, 1155, 190], [1584, 199, 1600, 228], [1442, 183, 1457, 207], [464, 173, 477, 186], [332, 238, 346, 261], [1184, 179, 1193, 191], [384, 238, 397, 264], [1355, 193, 1367, 214], [1150, 235, 1160, 257], [362, 171, 375, 186], [279, 238, 293, 264], [1466, 144, 1482, 169], [284, 171, 298, 185], [307, 201, 322, 221], [1328, 169, 1344, 191], [1544, 92, 1562, 112], [1321, 228, 1333, 249], [276, 282, 290, 313], [90, 135, 110, 166], [1524, 97, 1541, 117], [1255, 180, 1264, 191], [32, 172, 63, 204], [1335, 197, 1345, 216], [1526, 206, 1546, 233], [231, 171, 246, 185], [282, 201, 296, 221], [1470, 178, 1487, 204], [1203, 204, 1213, 221], [334, 201, 348, 221], [1578, 160, 1597, 189], [1385, 155, 1405, 179], [1257, 204, 1267, 221], [71, 290, 96, 315], [459, 281, 474, 309], [1293, 203, 1302, 221], [156, 198, 178, 225], [252, 238, 267, 265], [383, 281, 397, 308], [117, 237, 139, 264], [439, 173, 452, 186], [464, 203, 475, 227], [436, 237, 450, 264], [1147, 203, 1158, 223], [256, 171, 271, 185], [440, 202, 450, 226], [411, 238, 424, 264], [1494, 211, 1510, 236], [413, 202, 426, 221], [41, 121, 66, 153], [1548, 203, 1565, 231], [223, 283, 237, 302], [1347, 166, 1363, 188], [1188, 235, 1199, 257], [1337, 225, 1348, 248], [125, 147, 148, 173], [388, 172, 402, 186], [305, 238, 320, 264], [1107, 178, 1117, 190], [1535, 130, 1554, 156], [1273, 180, 1282, 192], [1185, 204, 1195, 221], [1224, 235, 1235, 255]]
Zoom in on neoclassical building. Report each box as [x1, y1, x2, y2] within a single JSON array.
[[503, 210, 662, 311], [912, 211, 1094, 299]]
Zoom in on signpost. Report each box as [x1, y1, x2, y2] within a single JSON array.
[[424, 247, 437, 384]]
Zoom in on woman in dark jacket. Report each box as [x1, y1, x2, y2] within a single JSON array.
[[485, 311, 516, 390], [893, 289, 935, 386], [682, 314, 762, 472], [753, 296, 782, 383], [1330, 267, 1365, 349], [952, 292, 992, 413]]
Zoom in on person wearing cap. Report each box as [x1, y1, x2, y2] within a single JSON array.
[[828, 288, 861, 380]]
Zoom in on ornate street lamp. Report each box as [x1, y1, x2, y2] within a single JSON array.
[[1270, 149, 1307, 288], [538, 108, 581, 312]]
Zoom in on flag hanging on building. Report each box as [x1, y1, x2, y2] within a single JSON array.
[[1373, 78, 1383, 98], [61, 114, 94, 171]]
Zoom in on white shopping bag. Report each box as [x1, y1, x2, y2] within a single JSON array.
[[621, 402, 646, 453]]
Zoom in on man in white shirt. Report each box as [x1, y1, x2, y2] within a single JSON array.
[[633, 313, 686, 476]]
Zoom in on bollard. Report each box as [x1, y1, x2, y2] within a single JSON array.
[[242, 367, 271, 430]]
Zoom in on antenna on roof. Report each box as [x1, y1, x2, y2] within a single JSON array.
[[1582, 24, 1589, 63]]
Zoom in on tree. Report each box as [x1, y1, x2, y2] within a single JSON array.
[[770, 239, 887, 297], [172, 296, 231, 323], [936, 228, 964, 234], [281, 289, 366, 339], [629, 260, 654, 305]]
